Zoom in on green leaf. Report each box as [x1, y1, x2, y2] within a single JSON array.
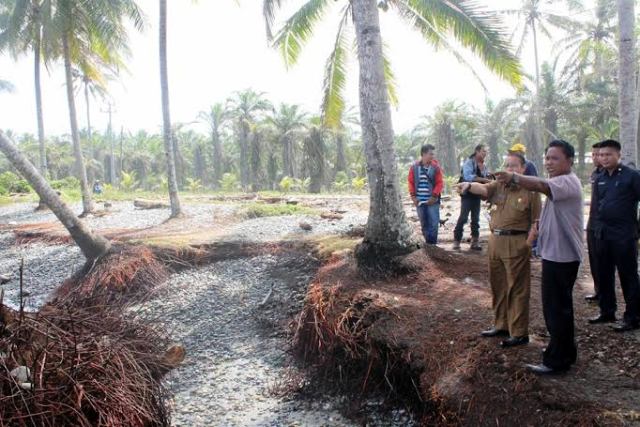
[[321, 5, 350, 129]]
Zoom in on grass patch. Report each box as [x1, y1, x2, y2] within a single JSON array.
[[310, 235, 362, 259], [239, 202, 317, 219]]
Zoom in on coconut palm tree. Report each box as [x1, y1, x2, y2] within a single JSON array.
[[159, 0, 182, 217], [264, 0, 523, 272], [266, 103, 307, 179], [226, 89, 272, 190], [197, 103, 229, 189], [0, 131, 110, 261], [52, 0, 144, 215], [0, 0, 53, 190], [617, 0, 637, 166]]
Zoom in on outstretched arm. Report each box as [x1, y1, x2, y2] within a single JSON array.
[[494, 171, 552, 198], [455, 181, 489, 199]]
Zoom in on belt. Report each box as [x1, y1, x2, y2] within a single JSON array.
[[492, 229, 528, 236]]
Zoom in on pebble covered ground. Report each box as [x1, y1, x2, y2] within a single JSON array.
[[0, 200, 415, 426]]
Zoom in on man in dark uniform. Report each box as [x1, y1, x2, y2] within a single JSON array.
[[585, 143, 602, 301], [588, 139, 640, 332]]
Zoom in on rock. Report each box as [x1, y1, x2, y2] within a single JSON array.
[[286, 200, 299, 205], [0, 274, 10, 285], [104, 202, 113, 209], [299, 222, 312, 231], [10, 366, 31, 383], [19, 382, 33, 391], [163, 344, 186, 368]]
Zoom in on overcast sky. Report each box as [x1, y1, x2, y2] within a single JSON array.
[[0, 0, 593, 137]]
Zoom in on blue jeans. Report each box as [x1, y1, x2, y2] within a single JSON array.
[[454, 195, 481, 241], [417, 203, 440, 244]]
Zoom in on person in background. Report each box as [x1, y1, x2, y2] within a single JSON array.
[[588, 139, 640, 332], [453, 144, 490, 251], [495, 140, 583, 375], [93, 179, 103, 195], [408, 144, 444, 245], [508, 143, 538, 176], [456, 152, 541, 348], [585, 142, 602, 302]]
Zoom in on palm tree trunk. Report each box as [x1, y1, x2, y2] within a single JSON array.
[[531, 21, 545, 155], [159, 0, 182, 217], [34, 30, 46, 178], [62, 31, 94, 215], [84, 81, 93, 160], [282, 134, 293, 177], [34, 26, 48, 211], [239, 121, 250, 190], [351, 0, 415, 272], [618, 0, 638, 167], [335, 132, 347, 174], [250, 130, 261, 192], [0, 131, 110, 262], [212, 130, 223, 189]]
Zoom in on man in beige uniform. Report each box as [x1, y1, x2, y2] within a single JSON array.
[[457, 153, 541, 347]]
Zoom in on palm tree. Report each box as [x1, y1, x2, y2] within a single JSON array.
[[197, 103, 228, 189], [226, 89, 272, 190], [0, 0, 53, 194], [266, 103, 307, 179], [159, 0, 182, 217], [617, 0, 637, 167], [53, 0, 144, 215], [264, 0, 522, 272], [303, 117, 326, 194], [0, 131, 110, 261]]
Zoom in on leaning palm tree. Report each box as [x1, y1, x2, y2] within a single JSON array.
[[264, 0, 522, 272], [226, 89, 273, 190], [265, 103, 307, 179], [197, 103, 229, 189], [617, 0, 637, 167], [159, 0, 182, 217], [0, 131, 110, 261]]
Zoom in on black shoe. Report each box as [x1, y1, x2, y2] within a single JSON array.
[[584, 294, 599, 302], [501, 336, 529, 348], [480, 328, 509, 337], [525, 363, 568, 375], [588, 314, 616, 324], [611, 321, 640, 332]]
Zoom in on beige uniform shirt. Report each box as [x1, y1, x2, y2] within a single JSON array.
[[485, 181, 542, 232]]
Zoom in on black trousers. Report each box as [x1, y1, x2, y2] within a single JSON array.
[[454, 195, 481, 241], [586, 230, 600, 296], [541, 259, 580, 370], [595, 238, 640, 324]]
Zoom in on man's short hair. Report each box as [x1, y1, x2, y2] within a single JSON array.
[[507, 152, 526, 166], [546, 139, 575, 159], [474, 144, 486, 153], [592, 142, 602, 149], [421, 144, 435, 155], [599, 139, 621, 151]]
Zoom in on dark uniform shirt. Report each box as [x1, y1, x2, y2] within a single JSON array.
[[587, 167, 601, 231], [593, 164, 640, 241]]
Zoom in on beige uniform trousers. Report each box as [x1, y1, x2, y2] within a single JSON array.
[[488, 234, 531, 337]]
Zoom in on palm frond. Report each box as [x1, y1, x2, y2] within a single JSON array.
[[263, 0, 283, 40], [272, 0, 330, 68], [382, 43, 399, 108], [0, 79, 15, 93], [393, 0, 523, 88], [321, 5, 350, 129]]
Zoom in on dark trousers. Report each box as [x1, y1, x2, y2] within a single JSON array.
[[417, 203, 440, 244], [586, 230, 600, 296], [454, 195, 480, 241], [595, 238, 640, 324], [541, 259, 580, 370]]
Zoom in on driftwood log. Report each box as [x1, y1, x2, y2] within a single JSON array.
[[133, 199, 170, 209]]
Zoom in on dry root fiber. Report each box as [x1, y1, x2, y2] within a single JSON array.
[[54, 246, 168, 307], [0, 302, 181, 427]]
